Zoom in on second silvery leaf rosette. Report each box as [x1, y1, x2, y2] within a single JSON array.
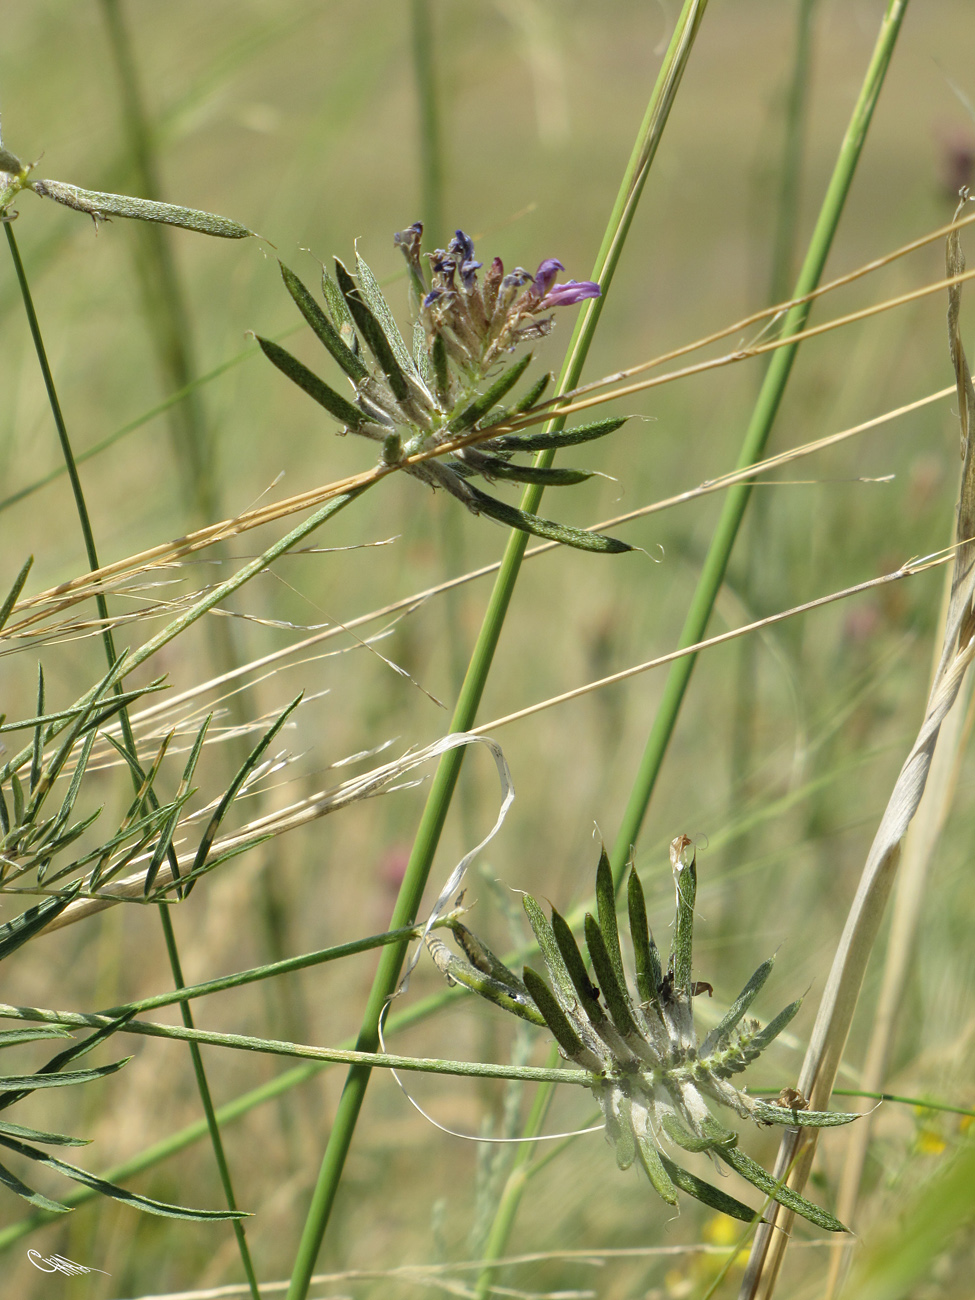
[[257, 224, 634, 554], [427, 838, 858, 1231]]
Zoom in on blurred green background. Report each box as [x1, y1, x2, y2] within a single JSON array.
[[2, 2, 975, 1296]]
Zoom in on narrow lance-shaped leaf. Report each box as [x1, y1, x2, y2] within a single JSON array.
[[710, 1139, 847, 1233], [520, 966, 588, 1062], [413, 319, 430, 382], [0, 681, 167, 738], [29, 179, 255, 238], [145, 715, 211, 895], [633, 1126, 678, 1205], [490, 415, 628, 453], [10, 773, 24, 828], [584, 913, 638, 1040], [0, 555, 32, 633], [514, 371, 551, 413], [0, 882, 83, 961], [355, 253, 419, 380], [657, 1152, 755, 1223], [38, 727, 96, 849], [0, 1119, 88, 1148], [256, 336, 364, 429], [334, 259, 410, 403], [0, 1013, 136, 1119], [426, 934, 544, 1025], [627, 868, 661, 1009], [451, 352, 533, 433], [25, 662, 121, 822], [321, 265, 359, 352], [670, 835, 697, 994], [466, 484, 632, 555], [461, 456, 593, 487], [0, 1028, 73, 1049], [0, 1133, 246, 1220], [0, 1159, 69, 1214], [279, 262, 368, 382], [0, 1061, 130, 1097], [30, 664, 44, 795], [750, 1100, 860, 1128], [700, 958, 775, 1058], [431, 332, 449, 404], [749, 998, 802, 1054], [595, 846, 626, 989], [550, 907, 604, 1023], [446, 923, 518, 991], [187, 696, 303, 892], [522, 894, 585, 1013], [661, 1110, 735, 1152]]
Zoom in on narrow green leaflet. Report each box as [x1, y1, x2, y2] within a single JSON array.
[[355, 253, 419, 381], [584, 914, 638, 1039], [712, 1141, 848, 1233], [451, 353, 533, 433], [256, 337, 365, 429], [491, 415, 628, 452], [0, 884, 83, 961], [334, 259, 410, 403], [279, 262, 368, 382], [0, 1134, 246, 1220], [700, 959, 775, 1057], [29, 180, 255, 238], [657, 1153, 755, 1223], [521, 967, 587, 1060], [627, 869, 662, 1009], [0, 556, 31, 633], [466, 457, 593, 487], [466, 485, 632, 554]]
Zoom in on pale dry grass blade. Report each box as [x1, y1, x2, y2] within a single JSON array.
[[2, 383, 952, 655], [824, 621, 975, 1298], [738, 194, 975, 1300]]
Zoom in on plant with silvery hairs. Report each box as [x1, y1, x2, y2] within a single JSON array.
[[256, 222, 635, 554], [427, 837, 859, 1232]]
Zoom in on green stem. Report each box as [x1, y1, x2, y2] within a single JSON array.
[[284, 5, 710, 1298], [410, 0, 444, 245], [0, 983, 466, 1251], [5, 220, 255, 1273], [158, 908, 260, 1300], [730, 0, 818, 834], [608, 0, 910, 882], [474, 1064, 557, 1300], [0, 1002, 592, 1084]]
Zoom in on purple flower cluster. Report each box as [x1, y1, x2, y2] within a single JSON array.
[[394, 223, 600, 381]]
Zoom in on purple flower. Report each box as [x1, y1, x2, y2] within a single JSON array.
[[538, 277, 601, 309], [448, 230, 482, 289], [532, 258, 564, 299]]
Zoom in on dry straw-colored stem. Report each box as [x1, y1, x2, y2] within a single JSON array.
[[3, 223, 971, 642], [738, 192, 975, 1300]]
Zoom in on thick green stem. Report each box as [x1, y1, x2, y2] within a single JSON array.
[[609, 0, 910, 882], [284, 5, 710, 1298]]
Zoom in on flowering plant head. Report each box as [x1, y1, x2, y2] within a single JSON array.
[[427, 838, 858, 1231], [256, 222, 631, 554]]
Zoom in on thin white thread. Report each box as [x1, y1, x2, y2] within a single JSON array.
[[394, 732, 515, 997], [378, 1002, 603, 1145]]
